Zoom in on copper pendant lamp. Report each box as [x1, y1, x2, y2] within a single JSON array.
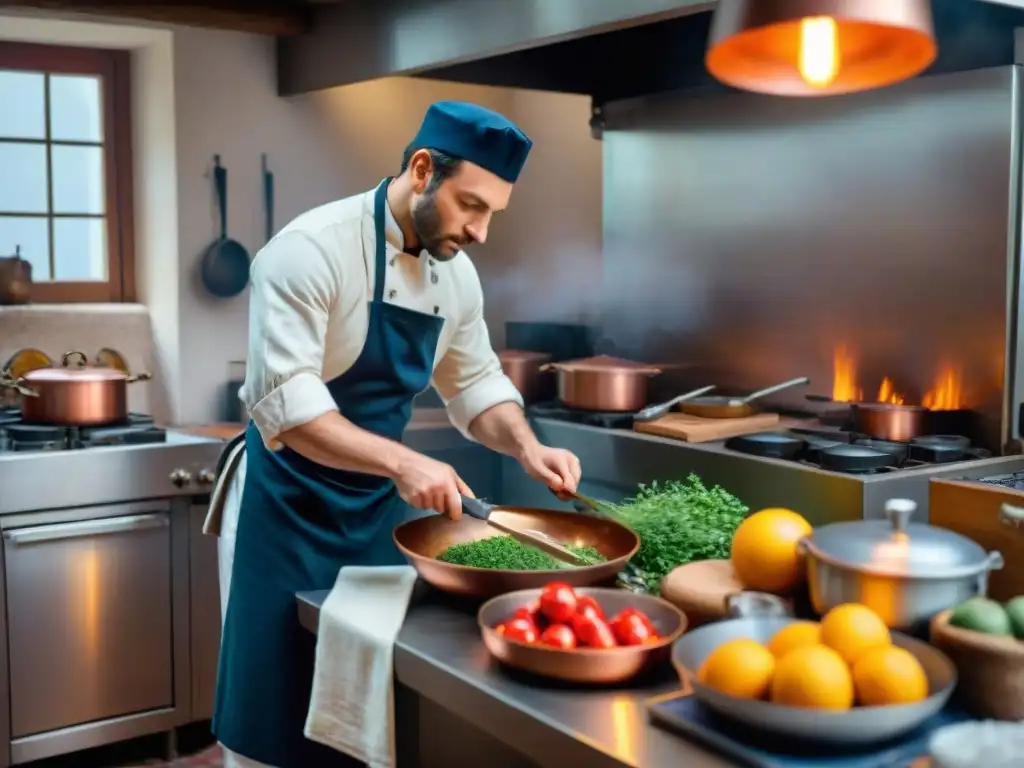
[[705, 0, 937, 97]]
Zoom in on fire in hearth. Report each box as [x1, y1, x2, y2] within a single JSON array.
[[831, 346, 963, 411]]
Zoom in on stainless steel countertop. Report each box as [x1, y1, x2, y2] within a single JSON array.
[[297, 588, 733, 768]]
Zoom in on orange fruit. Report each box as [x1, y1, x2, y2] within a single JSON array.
[[696, 638, 776, 700], [852, 645, 929, 706], [770, 645, 854, 710], [766, 621, 822, 659], [730, 508, 812, 593], [820, 604, 891, 665]]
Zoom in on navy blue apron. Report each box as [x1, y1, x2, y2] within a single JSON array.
[[212, 179, 444, 767]]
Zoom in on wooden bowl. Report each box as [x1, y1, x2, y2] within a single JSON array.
[[478, 587, 687, 684], [393, 506, 639, 600], [930, 609, 1024, 720]]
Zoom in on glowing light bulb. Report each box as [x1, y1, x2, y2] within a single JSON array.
[[799, 16, 840, 87]]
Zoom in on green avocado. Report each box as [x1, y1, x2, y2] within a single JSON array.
[[948, 597, 1012, 636], [1004, 596, 1024, 639]]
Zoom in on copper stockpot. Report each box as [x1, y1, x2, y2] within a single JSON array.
[[498, 349, 552, 403], [542, 356, 662, 412], [10, 350, 152, 426], [853, 402, 928, 442]]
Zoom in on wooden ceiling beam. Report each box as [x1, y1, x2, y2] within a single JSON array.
[[2, 1, 311, 36]]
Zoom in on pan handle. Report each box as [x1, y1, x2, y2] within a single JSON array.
[[740, 376, 811, 404], [634, 385, 716, 423], [0, 371, 38, 398], [725, 592, 793, 618], [213, 155, 228, 240]]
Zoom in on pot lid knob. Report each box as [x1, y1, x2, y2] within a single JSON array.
[[884, 498, 916, 534]]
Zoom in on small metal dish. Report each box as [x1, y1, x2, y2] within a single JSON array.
[[479, 587, 688, 684], [671, 615, 957, 745]]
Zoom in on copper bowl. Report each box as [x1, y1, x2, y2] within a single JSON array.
[[479, 587, 688, 684], [393, 506, 639, 600]]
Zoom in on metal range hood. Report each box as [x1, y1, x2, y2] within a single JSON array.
[[277, 0, 713, 95], [279, 0, 1024, 108]]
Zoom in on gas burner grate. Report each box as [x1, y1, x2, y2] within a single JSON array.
[[971, 471, 1024, 491], [0, 414, 165, 452], [527, 401, 636, 429], [726, 428, 985, 474]]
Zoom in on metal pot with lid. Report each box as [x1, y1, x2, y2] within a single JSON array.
[[498, 349, 552, 404], [798, 498, 1004, 630], [3, 350, 152, 426], [541, 355, 662, 413]]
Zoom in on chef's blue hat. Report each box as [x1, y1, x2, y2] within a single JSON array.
[[409, 101, 532, 183]]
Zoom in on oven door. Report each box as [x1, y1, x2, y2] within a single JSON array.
[[3, 506, 173, 739]]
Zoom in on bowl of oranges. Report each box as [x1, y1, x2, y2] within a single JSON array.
[[671, 602, 957, 745]]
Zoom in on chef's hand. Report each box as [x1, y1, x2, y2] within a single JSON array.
[[518, 444, 581, 494], [393, 451, 474, 521]]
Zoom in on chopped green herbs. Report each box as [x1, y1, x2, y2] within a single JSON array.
[[600, 475, 747, 593], [436, 535, 606, 570]]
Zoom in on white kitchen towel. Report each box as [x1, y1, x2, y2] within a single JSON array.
[[304, 565, 418, 768]]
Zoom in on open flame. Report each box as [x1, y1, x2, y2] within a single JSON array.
[[832, 346, 863, 403], [876, 378, 905, 405], [831, 346, 963, 411], [922, 368, 964, 411]]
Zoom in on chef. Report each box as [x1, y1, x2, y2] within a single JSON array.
[[208, 101, 583, 768]]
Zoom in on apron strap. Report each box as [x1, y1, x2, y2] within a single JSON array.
[[371, 178, 392, 304]]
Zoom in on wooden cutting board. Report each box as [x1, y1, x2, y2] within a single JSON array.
[[634, 411, 780, 443], [660, 560, 744, 627]]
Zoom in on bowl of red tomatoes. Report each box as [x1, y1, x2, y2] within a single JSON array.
[[478, 582, 688, 684]]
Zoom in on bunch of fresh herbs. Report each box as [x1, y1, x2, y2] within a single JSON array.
[[436, 535, 606, 570], [600, 474, 747, 593]]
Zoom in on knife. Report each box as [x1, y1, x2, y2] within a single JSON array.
[[459, 496, 588, 567]]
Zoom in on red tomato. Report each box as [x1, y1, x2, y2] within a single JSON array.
[[575, 595, 605, 621], [539, 624, 577, 650], [539, 582, 578, 624], [512, 606, 539, 624], [613, 608, 656, 633], [573, 613, 617, 649], [494, 623, 506, 636], [610, 612, 654, 646], [503, 617, 539, 644]]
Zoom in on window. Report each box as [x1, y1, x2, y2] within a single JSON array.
[[0, 42, 134, 303]]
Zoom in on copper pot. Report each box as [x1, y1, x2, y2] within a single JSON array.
[[498, 349, 551, 403], [542, 356, 662, 412], [853, 403, 928, 442], [0, 245, 32, 305], [10, 350, 152, 426]]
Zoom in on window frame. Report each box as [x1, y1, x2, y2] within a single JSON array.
[[0, 41, 135, 303]]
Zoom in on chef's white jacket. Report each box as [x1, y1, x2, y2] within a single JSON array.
[[239, 185, 522, 448]]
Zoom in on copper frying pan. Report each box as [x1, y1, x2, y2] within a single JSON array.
[[393, 504, 639, 599], [680, 376, 810, 419]]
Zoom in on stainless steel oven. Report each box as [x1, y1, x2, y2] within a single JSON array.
[[0, 499, 191, 765]]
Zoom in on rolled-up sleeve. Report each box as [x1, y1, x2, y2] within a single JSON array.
[[242, 230, 341, 448], [432, 264, 523, 439]]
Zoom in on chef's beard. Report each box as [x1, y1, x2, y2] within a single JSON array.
[[411, 189, 468, 262]]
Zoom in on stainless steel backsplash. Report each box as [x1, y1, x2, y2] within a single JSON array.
[[602, 66, 1019, 447]]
